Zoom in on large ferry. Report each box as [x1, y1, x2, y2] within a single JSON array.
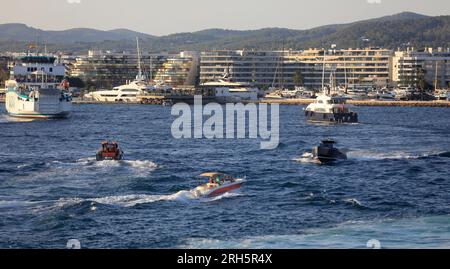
[[4, 55, 72, 119]]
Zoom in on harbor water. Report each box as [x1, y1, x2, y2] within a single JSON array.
[[0, 104, 449, 248]]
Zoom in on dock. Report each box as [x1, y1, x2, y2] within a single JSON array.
[[258, 98, 450, 107]]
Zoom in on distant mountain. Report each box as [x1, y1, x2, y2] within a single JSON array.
[[0, 23, 154, 43], [0, 12, 448, 53]]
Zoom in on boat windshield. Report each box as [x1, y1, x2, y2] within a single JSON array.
[[331, 98, 346, 104]]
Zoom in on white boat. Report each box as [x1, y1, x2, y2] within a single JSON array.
[[394, 86, 417, 100], [434, 89, 449, 100], [5, 79, 72, 119], [202, 74, 260, 102], [4, 53, 72, 119], [92, 37, 155, 102], [0, 88, 5, 102], [191, 172, 245, 198], [91, 80, 154, 102], [305, 94, 358, 123]]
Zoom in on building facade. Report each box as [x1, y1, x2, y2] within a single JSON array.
[[200, 48, 392, 89], [153, 51, 199, 87], [391, 47, 450, 89], [68, 50, 167, 89]]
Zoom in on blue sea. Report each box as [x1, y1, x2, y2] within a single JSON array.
[[0, 104, 449, 249]]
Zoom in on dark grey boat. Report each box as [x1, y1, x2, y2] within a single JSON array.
[[312, 140, 347, 163]]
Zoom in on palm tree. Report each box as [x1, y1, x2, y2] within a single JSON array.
[[293, 70, 304, 87]]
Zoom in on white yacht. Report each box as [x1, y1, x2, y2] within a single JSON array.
[[91, 37, 155, 102], [393, 86, 417, 100], [91, 80, 154, 102], [202, 79, 259, 102], [304, 94, 358, 123], [202, 71, 260, 102]]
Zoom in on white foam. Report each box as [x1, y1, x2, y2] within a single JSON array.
[[0, 200, 38, 208], [123, 160, 158, 170], [180, 215, 450, 249], [347, 150, 433, 161], [56, 190, 196, 208], [343, 198, 363, 207], [204, 192, 243, 202], [293, 152, 319, 164], [55, 188, 243, 208]]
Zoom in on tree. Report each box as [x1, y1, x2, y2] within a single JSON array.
[[67, 77, 85, 88], [0, 68, 8, 85], [416, 67, 427, 90], [293, 70, 304, 87]]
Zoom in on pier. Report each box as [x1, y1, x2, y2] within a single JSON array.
[[258, 98, 450, 107]]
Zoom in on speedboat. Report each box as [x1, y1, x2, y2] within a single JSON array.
[[96, 141, 124, 161], [191, 172, 245, 198], [312, 139, 347, 163]]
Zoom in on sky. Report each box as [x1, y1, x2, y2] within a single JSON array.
[[0, 0, 449, 36]]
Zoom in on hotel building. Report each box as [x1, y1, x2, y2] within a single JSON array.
[[391, 47, 450, 88], [68, 50, 167, 89], [200, 48, 392, 89]]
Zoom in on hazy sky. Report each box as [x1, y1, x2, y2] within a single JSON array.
[[1, 0, 449, 35]]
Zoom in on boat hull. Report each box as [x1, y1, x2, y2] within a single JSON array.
[[305, 111, 358, 123], [7, 111, 71, 119], [5, 90, 72, 119], [192, 180, 245, 198], [312, 146, 347, 164]]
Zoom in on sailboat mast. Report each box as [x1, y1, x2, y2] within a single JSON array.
[[149, 54, 153, 82], [321, 50, 326, 91], [136, 37, 143, 80], [343, 55, 348, 93], [280, 41, 285, 89], [434, 61, 438, 91]]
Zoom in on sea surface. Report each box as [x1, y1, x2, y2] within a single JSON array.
[[0, 104, 449, 249]]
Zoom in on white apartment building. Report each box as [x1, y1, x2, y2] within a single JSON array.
[[391, 47, 450, 88], [200, 48, 392, 89]]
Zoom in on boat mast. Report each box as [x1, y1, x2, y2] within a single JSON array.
[[343, 54, 348, 93], [136, 37, 143, 81], [149, 54, 153, 82], [434, 61, 438, 91], [280, 41, 285, 89], [321, 49, 326, 93]]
